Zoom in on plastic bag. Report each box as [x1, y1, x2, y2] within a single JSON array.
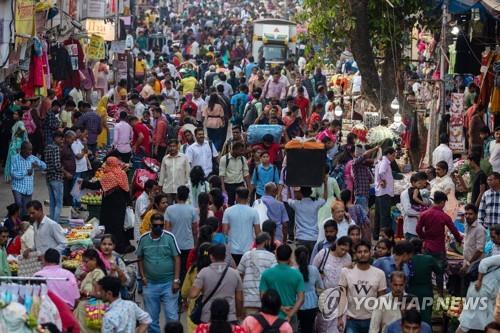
[[123, 206, 134, 230], [252, 199, 268, 226]]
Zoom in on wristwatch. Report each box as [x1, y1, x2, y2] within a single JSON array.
[[173, 279, 181, 284]]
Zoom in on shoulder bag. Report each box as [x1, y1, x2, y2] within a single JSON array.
[[190, 264, 229, 324]]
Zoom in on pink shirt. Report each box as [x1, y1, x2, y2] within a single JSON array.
[[113, 120, 133, 153], [263, 79, 287, 100], [344, 160, 354, 192], [35, 265, 80, 309]]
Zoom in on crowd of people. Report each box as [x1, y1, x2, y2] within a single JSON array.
[[0, 1, 499, 333]]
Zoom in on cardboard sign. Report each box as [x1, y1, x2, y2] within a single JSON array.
[[87, 34, 105, 60]]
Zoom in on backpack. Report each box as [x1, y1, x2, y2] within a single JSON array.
[[252, 314, 286, 333], [243, 102, 259, 130]]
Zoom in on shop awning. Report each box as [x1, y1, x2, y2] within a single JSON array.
[[443, 0, 500, 19]]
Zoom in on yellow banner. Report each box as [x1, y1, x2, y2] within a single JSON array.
[[15, 0, 35, 45], [87, 34, 105, 60]]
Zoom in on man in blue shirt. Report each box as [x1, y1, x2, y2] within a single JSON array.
[[373, 240, 413, 291], [230, 84, 249, 126], [222, 187, 261, 265], [260, 183, 289, 242], [244, 57, 257, 81], [10, 141, 46, 217]]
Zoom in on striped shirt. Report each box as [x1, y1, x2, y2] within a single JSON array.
[[479, 189, 500, 227], [10, 154, 46, 195], [136, 231, 180, 283], [237, 248, 277, 308]]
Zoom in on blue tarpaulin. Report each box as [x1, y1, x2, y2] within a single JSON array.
[[436, 0, 500, 19]]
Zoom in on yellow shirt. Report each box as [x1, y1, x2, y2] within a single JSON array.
[[181, 77, 198, 96], [135, 59, 147, 76], [140, 209, 157, 236]]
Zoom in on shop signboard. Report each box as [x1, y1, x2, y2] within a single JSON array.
[[85, 19, 115, 41], [81, 0, 106, 19], [15, 0, 34, 45], [116, 53, 128, 81], [449, 93, 465, 153]]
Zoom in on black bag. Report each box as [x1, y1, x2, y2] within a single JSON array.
[[189, 265, 229, 324], [243, 102, 259, 130], [251, 313, 286, 333]]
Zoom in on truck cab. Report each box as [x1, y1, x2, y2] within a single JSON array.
[[252, 18, 297, 68]]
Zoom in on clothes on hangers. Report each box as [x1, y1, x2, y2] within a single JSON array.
[[0, 302, 33, 333], [49, 43, 73, 81]]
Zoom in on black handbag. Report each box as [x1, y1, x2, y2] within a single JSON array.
[[190, 265, 229, 324]]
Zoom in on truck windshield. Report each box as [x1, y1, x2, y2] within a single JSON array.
[[263, 45, 286, 61]]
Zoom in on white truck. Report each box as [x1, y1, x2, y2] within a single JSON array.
[[252, 18, 298, 67]]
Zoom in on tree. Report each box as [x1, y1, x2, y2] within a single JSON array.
[[299, 0, 435, 116]]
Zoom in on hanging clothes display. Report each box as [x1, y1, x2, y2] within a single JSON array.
[[63, 37, 85, 90], [49, 43, 73, 81], [478, 48, 498, 107], [491, 60, 500, 114], [25, 38, 45, 98]]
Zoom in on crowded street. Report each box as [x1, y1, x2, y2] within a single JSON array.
[[0, 0, 499, 332]]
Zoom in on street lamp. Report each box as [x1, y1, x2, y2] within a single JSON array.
[[390, 97, 400, 111], [451, 26, 460, 36], [334, 105, 343, 117]]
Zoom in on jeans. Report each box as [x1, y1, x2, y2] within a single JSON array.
[[88, 143, 97, 155], [143, 281, 179, 333], [405, 232, 417, 240], [345, 318, 371, 333], [354, 195, 369, 212], [374, 194, 393, 240], [47, 180, 63, 222], [12, 190, 31, 218]]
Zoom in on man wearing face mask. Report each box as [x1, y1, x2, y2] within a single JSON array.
[[237, 232, 277, 315], [136, 213, 181, 333]]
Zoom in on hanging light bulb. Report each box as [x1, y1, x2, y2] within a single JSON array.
[[334, 105, 343, 117], [390, 97, 400, 111], [451, 26, 460, 36], [393, 112, 402, 124]]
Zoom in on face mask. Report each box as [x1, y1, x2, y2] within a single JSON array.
[[152, 225, 163, 236]]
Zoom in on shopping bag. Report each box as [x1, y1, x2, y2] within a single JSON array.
[[252, 199, 269, 226], [123, 206, 134, 230]]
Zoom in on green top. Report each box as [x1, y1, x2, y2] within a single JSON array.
[[407, 254, 441, 297], [0, 247, 11, 277], [260, 263, 305, 318], [136, 231, 180, 283]]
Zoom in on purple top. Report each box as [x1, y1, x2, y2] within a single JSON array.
[[375, 156, 394, 197]]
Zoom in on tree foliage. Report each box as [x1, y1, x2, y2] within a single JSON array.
[[298, 0, 437, 115]]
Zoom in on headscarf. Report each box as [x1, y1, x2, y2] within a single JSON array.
[[100, 156, 129, 192]]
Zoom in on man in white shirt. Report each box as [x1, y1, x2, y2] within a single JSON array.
[[489, 127, 500, 173], [134, 180, 158, 240], [159, 139, 190, 203], [25, 200, 67, 256], [432, 134, 454, 174], [192, 86, 207, 123], [368, 272, 407, 333], [189, 38, 200, 58], [71, 127, 89, 181], [129, 93, 146, 119], [213, 73, 233, 98], [125, 30, 134, 50], [161, 80, 179, 115], [399, 172, 428, 239], [186, 128, 219, 176]]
